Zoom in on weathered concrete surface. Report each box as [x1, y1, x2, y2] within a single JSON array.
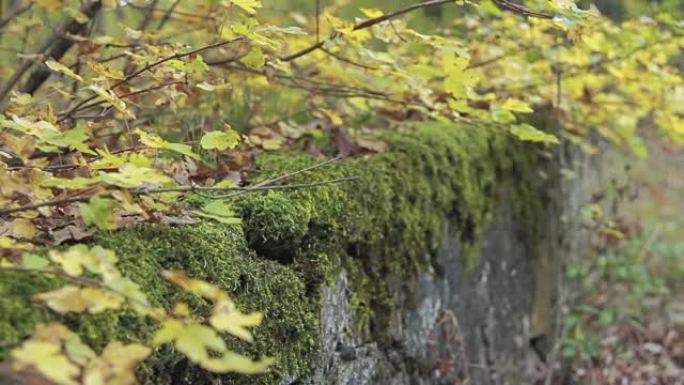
[[305, 142, 603, 385], [307, 204, 537, 385]]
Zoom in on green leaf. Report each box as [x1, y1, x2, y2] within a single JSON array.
[[499, 98, 533, 113], [196, 81, 232, 92], [154, 320, 226, 362], [201, 352, 273, 374], [64, 7, 90, 23], [80, 196, 118, 230], [193, 201, 242, 225], [442, 56, 476, 99], [11, 340, 80, 385], [42, 127, 96, 155], [165, 142, 201, 160], [261, 138, 283, 150], [491, 108, 517, 124], [509, 124, 559, 144], [45, 60, 84, 82], [240, 46, 266, 69], [200, 130, 240, 151], [210, 300, 263, 342], [88, 85, 135, 119], [136, 129, 200, 160], [99, 163, 172, 188], [22, 254, 51, 269], [186, 55, 209, 74], [229, 0, 262, 14], [42, 176, 101, 189]]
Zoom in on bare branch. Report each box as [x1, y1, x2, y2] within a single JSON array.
[[59, 38, 242, 121], [281, 0, 455, 62], [0, 2, 33, 31], [281, 0, 554, 63], [320, 47, 379, 70], [0, 176, 357, 216], [0, 1, 102, 104], [70, 80, 185, 116], [0, 156, 352, 216], [492, 0, 553, 20], [157, 0, 182, 30]]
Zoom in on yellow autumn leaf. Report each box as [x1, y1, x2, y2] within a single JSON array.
[[83, 342, 151, 385], [319, 108, 343, 126], [499, 98, 534, 113], [509, 124, 560, 144], [210, 299, 263, 342], [172, 302, 192, 317], [3, 133, 36, 162], [34, 286, 124, 314], [48, 245, 119, 277], [88, 85, 135, 119], [81, 287, 126, 313], [88, 61, 125, 80], [34, 0, 64, 11], [442, 56, 476, 99], [0, 235, 34, 250], [45, 60, 84, 82], [153, 320, 227, 362], [196, 81, 232, 92], [11, 341, 80, 385], [10, 218, 37, 238], [262, 138, 283, 150], [99, 163, 173, 188], [135, 129, 200, 160], [34, 286, 88, 313], [360, 8, 384, 18], [229, 0, 262, 14], [240, 46, 266, 69], [161, 270, 226, 302], [49, 246, 91, 276]]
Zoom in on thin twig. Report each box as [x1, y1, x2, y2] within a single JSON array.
[[282, 0, 554, 62], [251, 155, 344, 188], [71, 80, 185, 115], [223, 64, 393, 99], [157, 0, 182, 30], [137, 0, 160, 31], [389, 20, 408, 43], [0, 176, 356, 216], [281, 0, 455, 62], [315, 0, 320, 43], [0, 3, 33, 30], [59, 38, 242, 121], [0, 1, 102, 104], [320, 47, 379, 70], [183, 176, 359, 199], [492, 0, 553, 19]]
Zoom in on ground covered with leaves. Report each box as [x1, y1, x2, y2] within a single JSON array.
[[562, 137, 684, 385]]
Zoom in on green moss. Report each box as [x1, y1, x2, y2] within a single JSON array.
[[0, 224, 318, 385], [0, 121, 541, 384], [228, 122, 538, 338]]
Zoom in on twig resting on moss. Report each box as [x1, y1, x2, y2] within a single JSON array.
[[0, 177, 358, 217]]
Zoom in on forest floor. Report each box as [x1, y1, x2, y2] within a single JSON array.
[[561, 135, 684, 384]]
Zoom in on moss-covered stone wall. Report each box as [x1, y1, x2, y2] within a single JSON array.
[[0, 122, 540, 385]]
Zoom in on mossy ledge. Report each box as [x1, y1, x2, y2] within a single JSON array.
[[0, 122, 540, 385]]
